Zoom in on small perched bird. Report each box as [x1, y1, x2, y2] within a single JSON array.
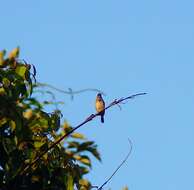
[[95, 93, 105, 123]]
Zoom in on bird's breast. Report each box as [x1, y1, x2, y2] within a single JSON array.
[[95, 100, 105, 113]]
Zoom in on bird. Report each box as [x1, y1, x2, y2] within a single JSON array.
[[95, 93, 105, 123]]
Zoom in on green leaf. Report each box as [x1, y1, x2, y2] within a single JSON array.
[[67, 174, 73, 190], [77, 141, 94, 151], [8, 47, 19, 59], [79, 166, 89, 175], [0, 50, 6, 66], [79, 178, 90, 187], [79, 155, 91, 167], [9, 120, 16, 131], [34, 141, 45, 149], [15, 65, 27, 78], [86, 147, 101, 161], [0, 87, 6, 95], [68, 141, 80, 149], [50, 110, 61, 131], [71, 133, 85, 139], [0, 117, 7, 126], [2, 78, 10, 88]]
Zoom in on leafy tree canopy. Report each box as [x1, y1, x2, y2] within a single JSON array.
[[0, 48, 101, 190]]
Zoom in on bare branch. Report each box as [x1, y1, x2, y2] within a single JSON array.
[[21, 92, 146, 174], [36, 82, 106, 99], [92, 138, 133, 190]]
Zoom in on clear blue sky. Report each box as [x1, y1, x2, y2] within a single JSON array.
[[1, 1, 194, 189]]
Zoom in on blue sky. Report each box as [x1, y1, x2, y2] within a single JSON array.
[[1, 0, 194, 189]]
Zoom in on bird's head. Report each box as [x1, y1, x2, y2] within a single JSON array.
[[97, 93, 102, 98]]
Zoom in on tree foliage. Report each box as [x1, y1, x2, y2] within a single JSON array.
[[0, 48, 101, 190]]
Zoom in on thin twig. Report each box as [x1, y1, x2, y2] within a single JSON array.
[[36, 82, 106, 99], [94, 139, 133, 190], [21, 92, 146, 174]]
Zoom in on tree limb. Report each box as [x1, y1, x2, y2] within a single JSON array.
[[21, 92, 146, 174]]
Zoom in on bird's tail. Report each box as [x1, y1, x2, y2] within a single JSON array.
[[101, 116, 104, 123]]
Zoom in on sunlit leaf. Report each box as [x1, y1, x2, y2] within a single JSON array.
[[15, 65, 27, 78], [34, 141, 45, 149], [80, 186, 88, 190], [8, 47, 19, 59], [67, 174, 73, 190], [79, 156, 91, 167], [9, 120, 16, 131], [0, 117, 7, 126], [0, 50, 6, 66], [43, 153, 48, 160], [73, 155, 82, 160], [2, 78, 10, 88], [0, 87, 6, 95], [79, 179, 90, 187], [71, 132, 85, 139], [23, 109, 33, 119], [63, 121, 71, 130], [24, 159, 30, 164]]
